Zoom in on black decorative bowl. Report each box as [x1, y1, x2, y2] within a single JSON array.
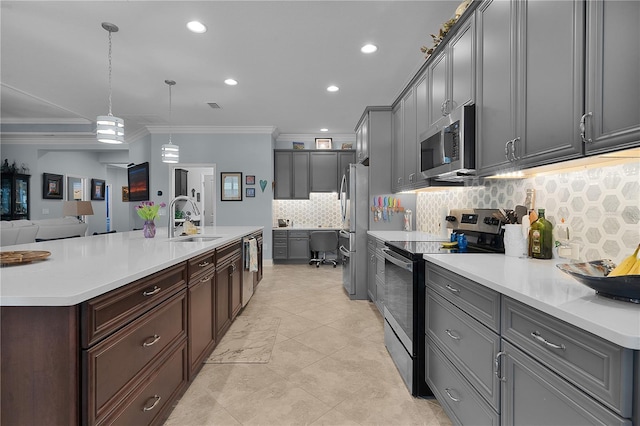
[[556, 260, 640, 303]]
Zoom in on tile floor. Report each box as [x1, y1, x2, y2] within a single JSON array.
[[165, 264, 453, 426]]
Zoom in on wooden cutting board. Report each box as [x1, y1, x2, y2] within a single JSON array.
[[0, 250, 51, 266]]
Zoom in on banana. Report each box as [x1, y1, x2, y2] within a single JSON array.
[[626, 258, 640, 276], [608, 244, 640, 277]]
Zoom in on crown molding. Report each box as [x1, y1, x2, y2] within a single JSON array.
[[145, 125, 278, 136], [276, 133, 355, 143]]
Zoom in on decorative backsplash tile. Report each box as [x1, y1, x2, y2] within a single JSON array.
[[416, 162, 640, 264], [272, 193, 342, 228]]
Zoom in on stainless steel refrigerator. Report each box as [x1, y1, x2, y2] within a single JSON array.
[[339, 163, 368, 299]]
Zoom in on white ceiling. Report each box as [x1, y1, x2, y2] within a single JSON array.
[[1, 1, 460, 142]]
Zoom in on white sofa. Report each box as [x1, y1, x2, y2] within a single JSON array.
[[1, 218, 88, 246]]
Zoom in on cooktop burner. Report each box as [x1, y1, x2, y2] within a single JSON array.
[[385, 240, 501, 258]]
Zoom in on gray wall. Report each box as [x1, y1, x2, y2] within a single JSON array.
[[1, 131, 276, 258]]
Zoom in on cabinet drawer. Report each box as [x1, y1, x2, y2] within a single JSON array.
[[502, 297, 634, 417], [273, 238, 287, 246], [102, 340, 188, 426], [217, 241, 242, 265], [187, 249, 215, 281], [426, 341, 499, 426], [425, 262, 500, 332], [288, 230, 309, 239], [426, 290, 501, 410], [84, 290, 187, 425], [81, 263, 187, 347], [501, 340, 631, 426], [273, 246, 288, 259], [273, 230, 287, 239]]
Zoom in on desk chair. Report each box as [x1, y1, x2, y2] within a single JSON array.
[[309, 231, 338, 267]]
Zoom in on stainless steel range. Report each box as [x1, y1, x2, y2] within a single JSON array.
[[382, 208, 505, 396]]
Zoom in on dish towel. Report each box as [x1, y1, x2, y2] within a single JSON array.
[[249, 238, 258, 272]]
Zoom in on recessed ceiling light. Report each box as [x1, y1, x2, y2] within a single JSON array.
[[187, 21, 207, 33], [224, 78, 238, 86], [361, 44, 378, 54], [326, 85, 339, 92], [320, 128, 329, 132]]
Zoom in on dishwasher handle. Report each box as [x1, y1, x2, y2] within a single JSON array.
[[381, 248, 413, 272]]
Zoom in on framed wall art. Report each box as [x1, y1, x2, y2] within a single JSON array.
[[246, 187, 255, 198], [246, 175, 255, 185], [315, 138, 332, 150], [122, 186, 129, 202], [91, 179, 106, 200], [221, 172, 242, 201], [42, 173, 63, 199]]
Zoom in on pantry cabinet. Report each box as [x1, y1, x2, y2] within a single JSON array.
[[584, 0, 640, 154]]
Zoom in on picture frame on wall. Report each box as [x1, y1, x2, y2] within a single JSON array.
[[315, 138, 332, 149], [91, 179, 106, 201], [221, 172, 242, 201], [246, 175, 255, 185], [122, 186, 129, 202], [42, 173, 63, 199], [246, 187, 255, 198]]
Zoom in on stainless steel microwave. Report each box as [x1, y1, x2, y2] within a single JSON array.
[[420, 104, 475, 181]]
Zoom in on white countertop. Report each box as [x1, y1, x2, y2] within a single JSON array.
[[0, 226, 262, 307], [424, 254, 640, 350], [367, 230, 447, 242]]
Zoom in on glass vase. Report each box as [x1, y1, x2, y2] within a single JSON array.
[[143, 219, 156, 238]]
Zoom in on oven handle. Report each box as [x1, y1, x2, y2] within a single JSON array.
[[381, 248, 413, 272], [339, 245, 350, 257]]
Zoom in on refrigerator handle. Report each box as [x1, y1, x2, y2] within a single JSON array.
[[339, 173, 347, 222]]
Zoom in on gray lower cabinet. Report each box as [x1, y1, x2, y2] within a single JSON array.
[[367, 236, 386, 314], [272, 230, 288, 260], [584, 0, 640, 154], [288, 230, 310, 260], [501, 340, 631, 426], [425, 261, 637, 425]]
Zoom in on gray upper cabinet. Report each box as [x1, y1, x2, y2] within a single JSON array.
[[337, 151, 355, 187], [274, 151, 309, 199], [416, 72, 429, 141], [403, 88, 418, 188], [357, 107, 393, 196], [515, 0, 584, 168], [355, 116, 369, 164], [391, 101, 404, 192], [428, 16, 475, 129], [476, 0, 584, 176], [310, 152, 338, 192], [584, 0, 640, 154], [475, 0, 518, 175]]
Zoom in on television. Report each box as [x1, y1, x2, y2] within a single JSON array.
[[127, 162, 150, 202]]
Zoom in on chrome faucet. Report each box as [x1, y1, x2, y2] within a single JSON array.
[[168, 195, 200, 238]]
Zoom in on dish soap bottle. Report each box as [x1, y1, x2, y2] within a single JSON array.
[[528, 208, 553, 259]]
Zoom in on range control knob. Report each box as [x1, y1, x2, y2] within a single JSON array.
[[445, 215, 457, 222], [484, 217, 500, 226]]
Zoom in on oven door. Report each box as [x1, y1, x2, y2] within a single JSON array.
[[381, 248, 414, 354]]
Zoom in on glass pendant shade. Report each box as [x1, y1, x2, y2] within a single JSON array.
[[161, 143, 179, 163], [96, 115, 124, 144]]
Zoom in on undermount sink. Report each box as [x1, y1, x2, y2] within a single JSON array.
[[169, 235, 222, 243]]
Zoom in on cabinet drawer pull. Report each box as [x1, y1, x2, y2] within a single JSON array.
[[142, 334, 161, 347], [142, 286, 161, 296], [200, 274, 213, 283], [494, 351, 507, 382], [142, 395, 161, 412], [444, 388, 460, 402], [445, 284, 460, 294], [531, 331, 566, 350], [445, 329, 461, 340], [198, 260, 210, 267]]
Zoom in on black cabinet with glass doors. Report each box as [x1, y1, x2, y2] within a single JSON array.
[[1, 173, 30, 220]]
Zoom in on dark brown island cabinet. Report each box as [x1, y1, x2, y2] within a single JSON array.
[[1, 232, 262, 426]]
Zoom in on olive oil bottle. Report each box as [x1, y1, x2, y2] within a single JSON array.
[[528, 208, 553, 259]]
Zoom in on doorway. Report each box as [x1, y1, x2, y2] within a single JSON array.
[[170, 164, 216, 227]]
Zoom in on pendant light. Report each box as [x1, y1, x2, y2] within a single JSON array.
[[96, 22, 124, 144], [161, 80, 179, 163]]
